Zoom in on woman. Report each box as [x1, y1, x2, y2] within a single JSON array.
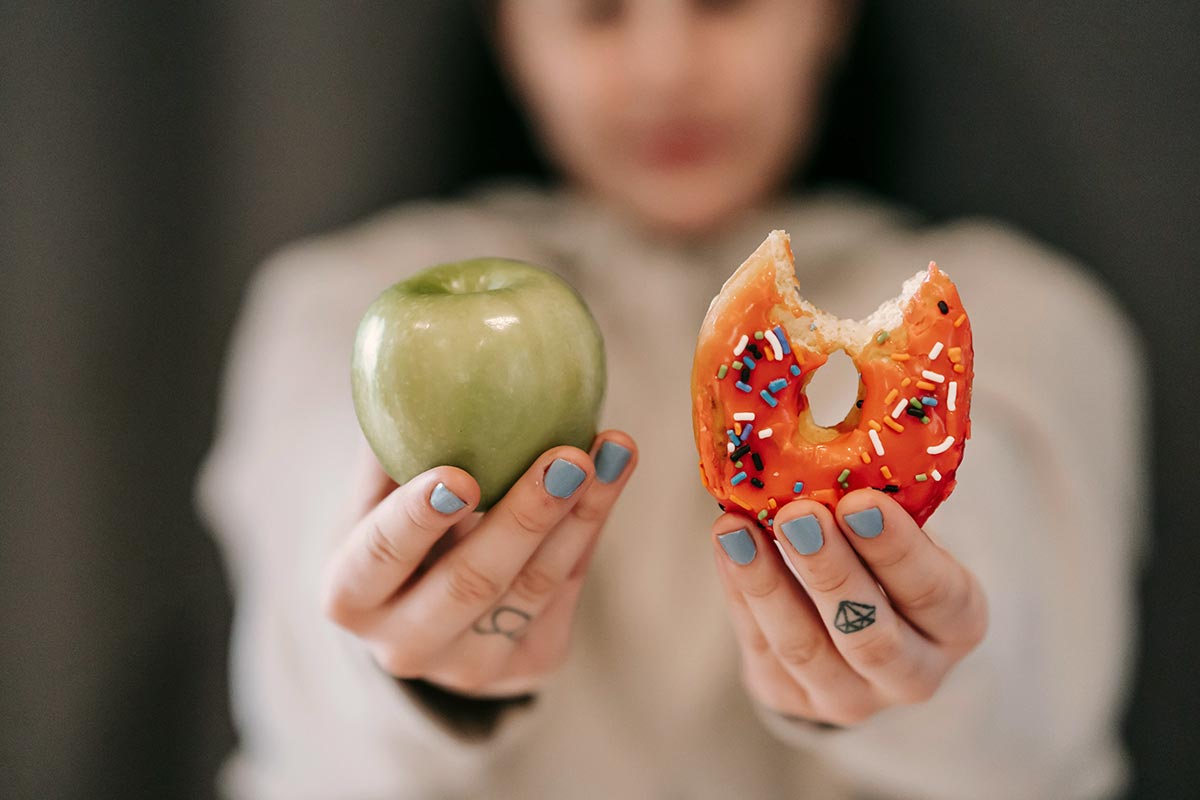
[[196, 1, 1145, 797]]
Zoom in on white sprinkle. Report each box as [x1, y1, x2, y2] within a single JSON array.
[[928, 341, 944, 360], [757, 427, 774, 439], [891, 398, 908, 419], [926, 436, 955, 455], [764, 328, 784, 361], [733, 334, 749, 356], [868, 428, 885, 456], [931, 469, 943, 481], [921, 369, 946, 383], [733, 412, 756, 421], [727, 442, 735, 453], [948, 381, 958, 412]]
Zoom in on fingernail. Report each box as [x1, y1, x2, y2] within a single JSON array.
[[545, 458, 586, 498], [718, 528, 756, 565], [780, 514, 823, 555], [594, 441, 632, 484], [430, 482, 466, 514], [845, 507, 884, 538]]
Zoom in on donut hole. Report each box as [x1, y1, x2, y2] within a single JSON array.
[[802, 348, 863, 430]]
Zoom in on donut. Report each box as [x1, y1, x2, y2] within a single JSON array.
[[691, 230, 973, 529]]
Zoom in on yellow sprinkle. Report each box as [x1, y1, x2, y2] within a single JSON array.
[[890, 353, 911, 361], [953, 364, 966, 373], [729, 494, 753, 512], [948, 346, 963, 362], [699, 462, 710, 489], [916, 380, 937, 391], [884, 417, 905, 433], [868, 419, 882, 431], [764, 347, 774, 361], [901, 377, 912, 387], [881, 465, 893, 480], [734, 422, 742, 436], [768, 497, 777, 510], [884, 388, 898, 404], [953, 313, 966, 328], [860, 451, 872, 464]]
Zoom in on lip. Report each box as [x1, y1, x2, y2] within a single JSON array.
[[631, 121, 729, 169]]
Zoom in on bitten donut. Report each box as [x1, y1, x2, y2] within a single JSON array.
[[691, 230, 974, 529]]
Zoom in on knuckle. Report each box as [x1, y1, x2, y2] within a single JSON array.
[[507, 501, 551, 538], [845, 627, 905, 670], [364, 520, 405, 567], [569, 495, 609, 525], [444, 559, 502, 607], [320, 584, 356, 628], [872, 542, 919, 571], [807, 565, 855, 595], [744, 628, 773, 658], [509, 562, 560, 606], [827, 702, 877, 727], [775, 635, 825, 671], [902, 574, 954, 613]]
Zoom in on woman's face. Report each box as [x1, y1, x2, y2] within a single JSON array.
[[497, 0, 850, 236]]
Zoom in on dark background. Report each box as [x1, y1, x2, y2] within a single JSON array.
[[2, 2, 1197, 798]]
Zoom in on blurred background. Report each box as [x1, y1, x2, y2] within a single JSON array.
[[1, 2, 1197, 798]]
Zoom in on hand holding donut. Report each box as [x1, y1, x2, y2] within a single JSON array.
[[711, 490, 988, 726], [322, 432, 637, 698]]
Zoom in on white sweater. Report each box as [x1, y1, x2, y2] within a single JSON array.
[[195, 185, 1147, 800]]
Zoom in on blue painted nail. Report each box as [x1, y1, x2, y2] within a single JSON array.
[[545, 458, 586, 498], [718, 528, 756, 565], [594, 441, 632, 484], [780, 514, 823, 555], [845, 507, 884, 538], [430, 482, 466, 514]]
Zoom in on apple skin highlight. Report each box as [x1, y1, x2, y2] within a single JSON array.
[[352, 258, 606, 510]]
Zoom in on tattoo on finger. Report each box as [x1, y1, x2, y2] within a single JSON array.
[[833, 600, 876, 634], [472, 605, 532, 641]]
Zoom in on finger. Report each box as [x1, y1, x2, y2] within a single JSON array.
[[711, 514, 873, 711], [451, 432, 637, 652], [379, 446, 595, 656], [323, 465, 480, 625], [835, 490, 988, 650], [771, 500, 947, 703]]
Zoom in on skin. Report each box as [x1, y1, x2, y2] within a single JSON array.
[[324, 0, 989, 720]]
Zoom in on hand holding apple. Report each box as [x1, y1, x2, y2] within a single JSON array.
[[351, 258, 606, 511], [322, 431, 637, 698]]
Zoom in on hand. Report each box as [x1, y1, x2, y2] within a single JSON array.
[[711, 490, 988, 726], [323, 431, 637, 698]]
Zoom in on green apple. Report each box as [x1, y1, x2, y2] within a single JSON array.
[[351, 258, 606, 510]]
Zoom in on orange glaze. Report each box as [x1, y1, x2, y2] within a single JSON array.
[[692, 236, 973, 529]]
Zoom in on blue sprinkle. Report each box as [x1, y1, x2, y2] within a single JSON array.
[[731, 471, 748, 486], [767, 518, 775, 527], [743, 355, 757, 370], [768, 378, 788, 393], [735, 381, 752, 393], [921, 396, 939, 406], [760, 390, 779, 408], [773, 326, 791, 355], [741, 424, 753, 439], [810, 322, 817, 331], [726, 429, 740, 446], [792, 481, 805, 493], [789, 364, 801, 377]]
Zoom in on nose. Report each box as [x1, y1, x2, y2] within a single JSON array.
[[624, 3, 702, 103]]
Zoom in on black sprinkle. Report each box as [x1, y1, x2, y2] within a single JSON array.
[[747, 343, 763, 359], [855, 399, 864, 409], [883, 484, 900, 493], [905, 406, 925, 418], [730, 443, 751, 461], [751, 452, 764, 471], [740, 366, 751, 383], [937, 300, 950, 314], [750, 477, 765, 488], [718, 503, 727, 512]]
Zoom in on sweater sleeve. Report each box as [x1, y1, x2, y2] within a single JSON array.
[[751, 223, 1149, 800], [194, 235, 548, 800]]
